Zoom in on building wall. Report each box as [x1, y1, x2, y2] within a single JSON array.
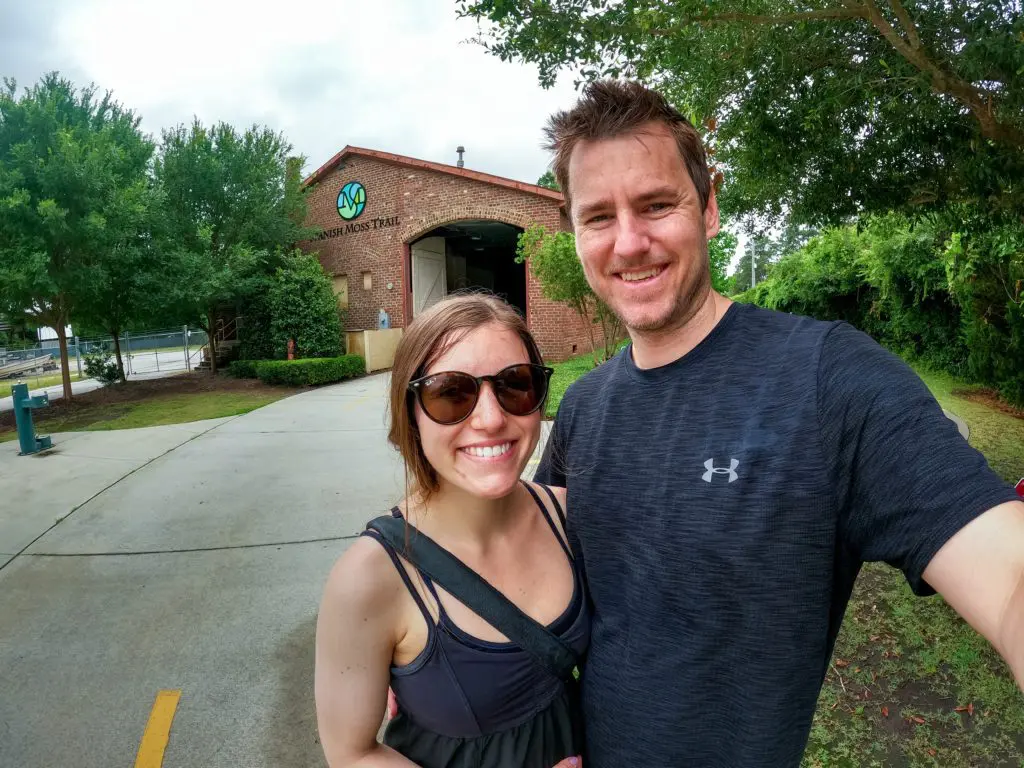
[[300, 154, 589, 362]]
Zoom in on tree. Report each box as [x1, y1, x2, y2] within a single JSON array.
[[154, 121, 313, 372], [731, 234, 779, 294], [708, 229, 738, 295], [0, 73, 153, 399], [241, 251, 343, 361], [537, 169, 560, 190], [72, 180, 163, 381], [458, 0, 1024, 224], [515, 224, 622, 362]]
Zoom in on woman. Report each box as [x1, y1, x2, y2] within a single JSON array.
[[315, 294, 588, 768]]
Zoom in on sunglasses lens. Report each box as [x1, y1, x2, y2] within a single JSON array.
[[418, 372, 478, 424], [494, 364, 547, 416]]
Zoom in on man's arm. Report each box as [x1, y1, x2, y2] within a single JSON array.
[[923, 500, 1024, 689], [816, 323, 1023, 691]]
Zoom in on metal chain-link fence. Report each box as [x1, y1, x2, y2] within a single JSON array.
[[0, 327, 209, 392]]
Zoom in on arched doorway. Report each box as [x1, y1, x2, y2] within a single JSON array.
[[408, 219, 526, 319]]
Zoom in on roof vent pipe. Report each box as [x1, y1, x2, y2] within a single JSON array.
[[456, 146, 465, 168]]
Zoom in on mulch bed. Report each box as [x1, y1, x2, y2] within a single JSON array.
[[951, 387, 1024, 420], [0, 372, 294, 431]]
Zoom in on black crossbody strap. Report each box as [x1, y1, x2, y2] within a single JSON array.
[[367, 515, 579, 680]]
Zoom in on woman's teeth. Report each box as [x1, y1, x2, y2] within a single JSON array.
[[463, 442, 512, 458]]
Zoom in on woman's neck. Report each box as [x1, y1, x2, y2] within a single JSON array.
[[405, 481, 525, 551]]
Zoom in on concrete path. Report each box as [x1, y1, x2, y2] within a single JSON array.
[[943, 409, 970, 441], [0, 373, 405, 768]]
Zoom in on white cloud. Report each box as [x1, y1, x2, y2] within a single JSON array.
[[44, 0, 579, 182]]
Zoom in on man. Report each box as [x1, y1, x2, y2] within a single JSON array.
[[534, 80, 1024, 767]]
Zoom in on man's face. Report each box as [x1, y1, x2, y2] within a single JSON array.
[[568, 122, 720, 333]]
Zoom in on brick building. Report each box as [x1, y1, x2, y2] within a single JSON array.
[[299, 146, 591, 362]]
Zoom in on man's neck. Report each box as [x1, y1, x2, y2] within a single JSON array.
[[629, 290, 733, 370]]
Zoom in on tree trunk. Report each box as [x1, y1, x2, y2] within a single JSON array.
[[575, 299, 599, 365], [207, 310, 219, 374], [111, 329, 126, 382], [55, 319, 73, 401]]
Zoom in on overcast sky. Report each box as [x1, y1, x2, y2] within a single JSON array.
[[0, 0, 581, 183], [2, 0, 746, 268]]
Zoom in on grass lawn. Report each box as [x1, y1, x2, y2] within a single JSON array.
[[0, 372, 85, 398], [546, 349, 1024, 767], [0, 373, 290, 442]]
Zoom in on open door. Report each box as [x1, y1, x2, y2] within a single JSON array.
[[412, 236, 447, 317]]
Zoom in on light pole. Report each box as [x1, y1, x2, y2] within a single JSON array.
[[750, 240, 757, 289]]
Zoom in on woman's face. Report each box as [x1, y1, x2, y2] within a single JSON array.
[[415, 322, 542, 501]]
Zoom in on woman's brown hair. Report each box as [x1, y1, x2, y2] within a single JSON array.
[[388, 293, 544, 502]]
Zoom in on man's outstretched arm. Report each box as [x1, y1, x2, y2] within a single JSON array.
[[923, 500, 1024, 690]]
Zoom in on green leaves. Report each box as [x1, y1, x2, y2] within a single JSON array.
[[536, 169, 560, 190], [0, 73, 153, 397], [153, 119, 314, 336], [708, 228, 738, 294], [461, 0, 1024, 223], [516, 223, 622, 361], [266, 252, 344, 360], [743, 211, 1024, 405]]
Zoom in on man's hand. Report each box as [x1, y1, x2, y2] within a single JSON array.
[[551, 758, 581, 767]]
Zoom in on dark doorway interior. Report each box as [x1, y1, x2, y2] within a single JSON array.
[[419, 220, 526, 316]]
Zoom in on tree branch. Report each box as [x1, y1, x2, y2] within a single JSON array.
[[643, 0, 1023, 148], [650, 7, 866, 32], [886, 0, 921, 50], [854, 0, 1024, 147]]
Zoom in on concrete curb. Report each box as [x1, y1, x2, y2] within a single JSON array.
[[943, 409, 970, 441]]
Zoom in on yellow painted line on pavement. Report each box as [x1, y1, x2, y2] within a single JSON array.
[[134, 689, 181, 768]]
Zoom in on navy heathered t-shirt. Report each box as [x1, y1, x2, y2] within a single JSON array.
[[534, 301, 1018, 768]]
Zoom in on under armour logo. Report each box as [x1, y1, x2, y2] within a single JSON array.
[[703, 458, 739, 483]]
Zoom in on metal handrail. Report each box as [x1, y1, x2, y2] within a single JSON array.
[[187, 317, 239, 370]]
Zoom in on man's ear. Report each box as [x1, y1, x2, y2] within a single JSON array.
[[704, 186, 720, 240]]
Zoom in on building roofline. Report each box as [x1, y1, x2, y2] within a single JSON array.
[[302, 145, 564, 204]]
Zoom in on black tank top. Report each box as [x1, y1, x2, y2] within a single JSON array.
[[362, 482, 590, 768]]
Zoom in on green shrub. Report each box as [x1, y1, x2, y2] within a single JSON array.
[[238, 250, 343, 361], [83, 347, 121, 386], [227, 359, 259, 379], [254, 355, 365, 387], [743, 212, 1024, 406]]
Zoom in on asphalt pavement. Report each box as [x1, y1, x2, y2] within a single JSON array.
[[0, 373, 411, 767]]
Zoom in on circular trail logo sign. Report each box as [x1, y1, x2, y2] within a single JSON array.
[[337, 181, 366, 220]]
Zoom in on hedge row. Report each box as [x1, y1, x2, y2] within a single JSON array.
[[227, 356, 365, 387], [227, 359, 260, 379]]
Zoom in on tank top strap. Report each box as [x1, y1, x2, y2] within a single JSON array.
[[361, 527, 435, 628], [536, 482, 567, 531], [521, 481, 573, 561]]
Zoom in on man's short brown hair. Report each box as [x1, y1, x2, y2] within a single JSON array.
[[544, 80, 711, 215]]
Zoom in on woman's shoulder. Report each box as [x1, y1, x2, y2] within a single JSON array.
[[545, 484, 567, 505], [529, 482, 567, 510], [321, 532, 404, 614], [524, 482, 569, 543]]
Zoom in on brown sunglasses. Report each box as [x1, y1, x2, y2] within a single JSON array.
[[408, 363, 554, 425]]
